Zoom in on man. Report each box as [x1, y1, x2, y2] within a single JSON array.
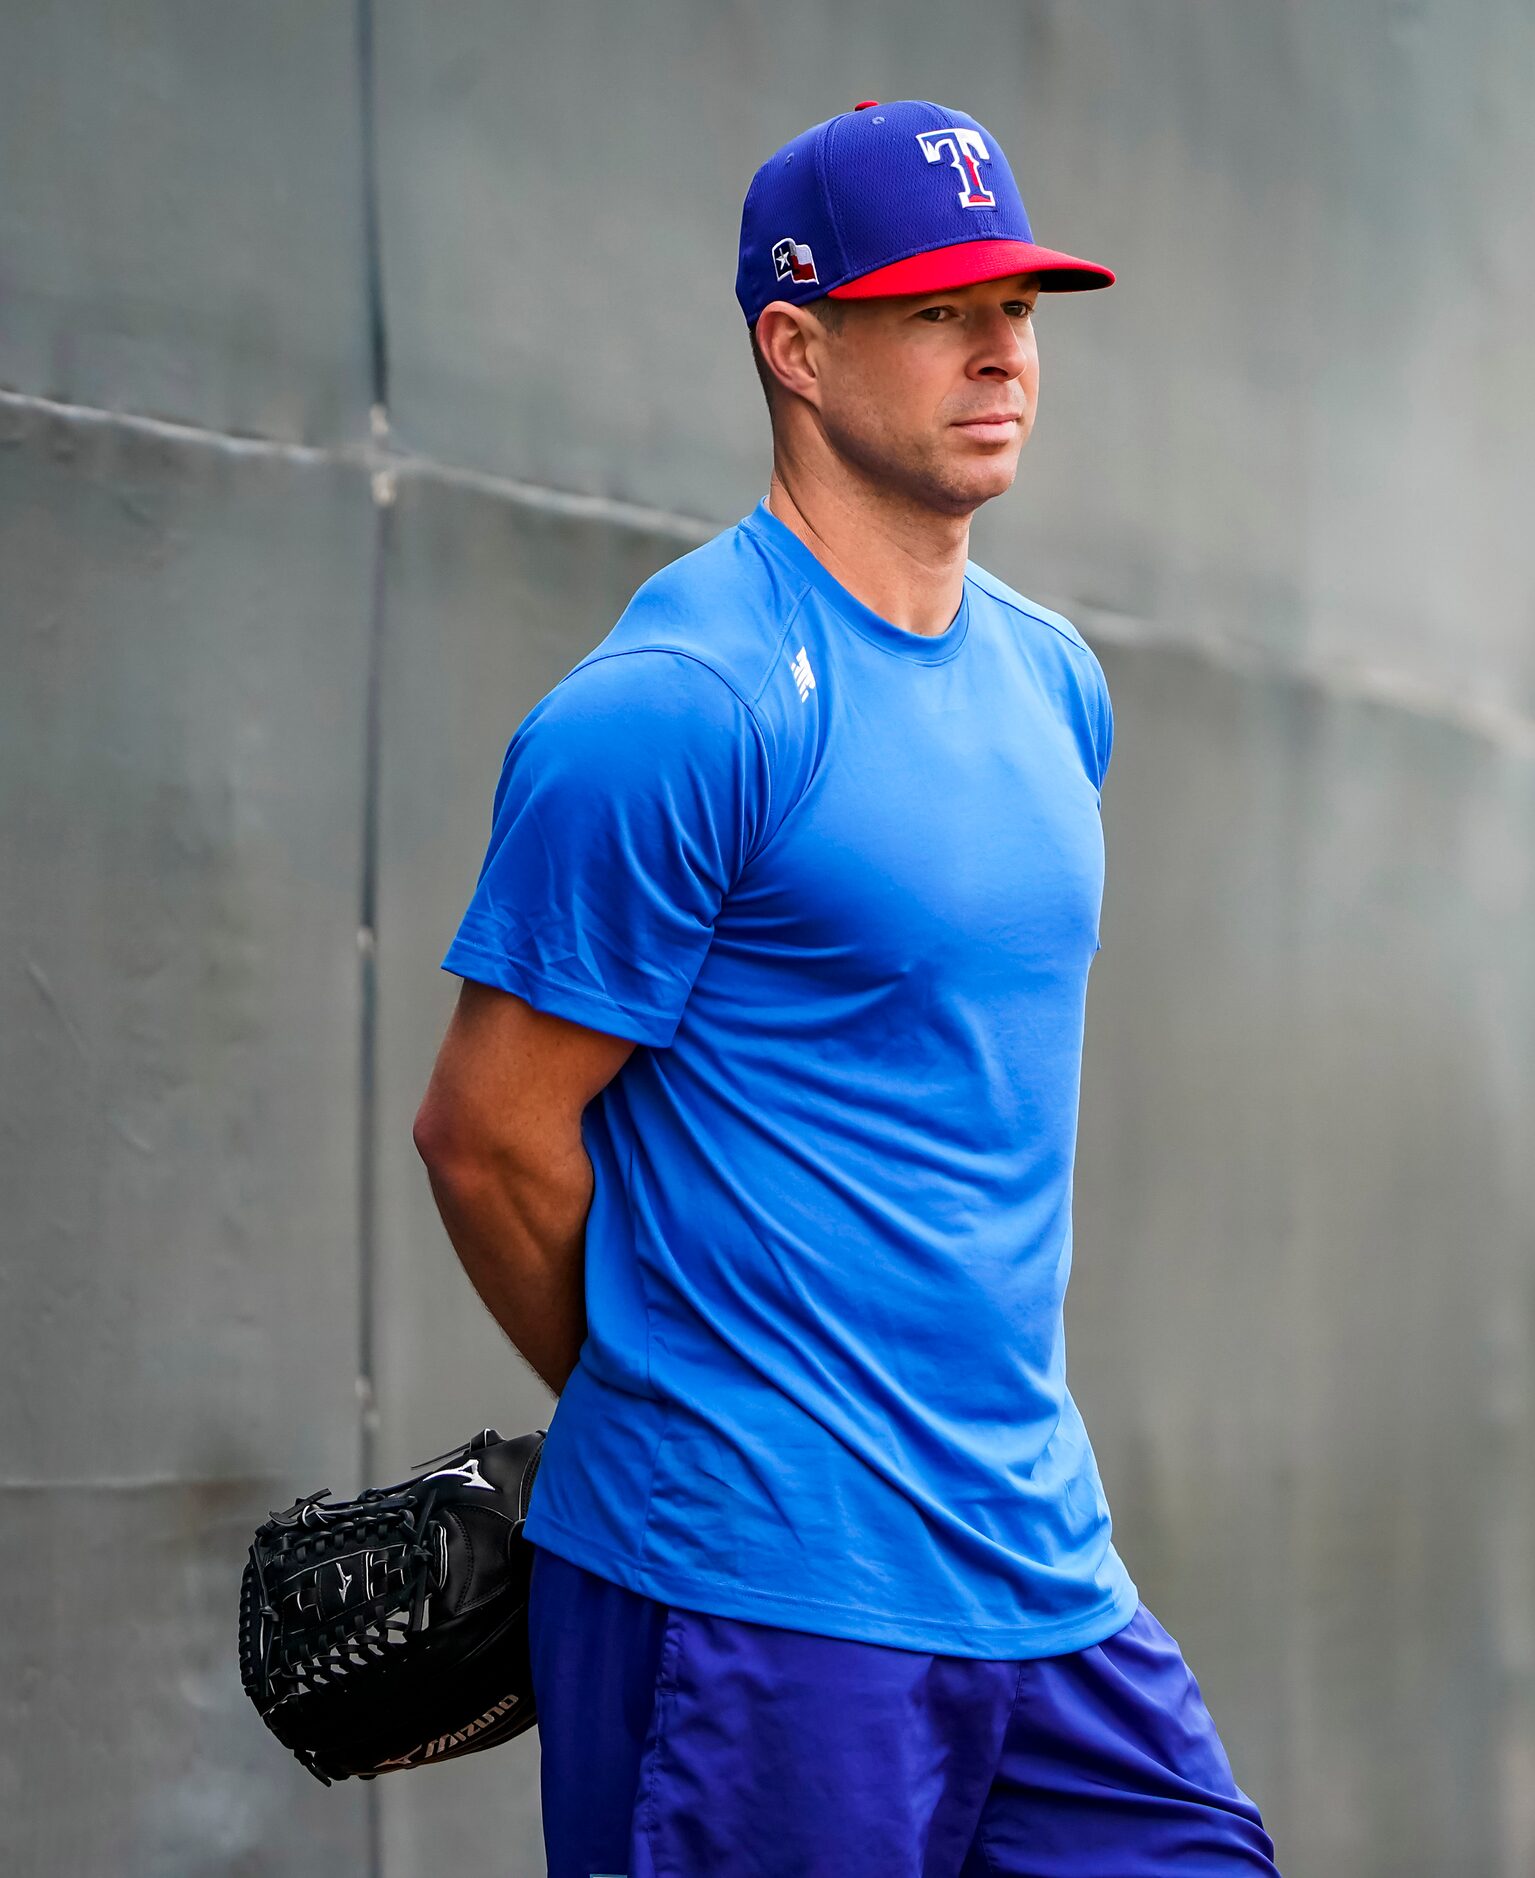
[[415, 100, 1281, 1877]]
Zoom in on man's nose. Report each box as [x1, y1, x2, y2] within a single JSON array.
[[971, 307, 1029, 378]]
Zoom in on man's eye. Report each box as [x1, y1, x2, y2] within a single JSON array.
[[1005, 302, 1035, 318], [917, 306, 952, 321]]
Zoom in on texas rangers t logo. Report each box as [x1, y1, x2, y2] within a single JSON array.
[[915, 128, 997, 209]]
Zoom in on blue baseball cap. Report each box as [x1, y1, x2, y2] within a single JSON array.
[[736, 99, 1114, 327]]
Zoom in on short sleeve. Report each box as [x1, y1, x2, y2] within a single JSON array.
[[1088, 651, 1113, 957], [441, 649, 771, 1047], [1089, 650, 1114, 793]]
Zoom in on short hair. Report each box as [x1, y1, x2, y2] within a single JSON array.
[[749, 296, 848, 416]]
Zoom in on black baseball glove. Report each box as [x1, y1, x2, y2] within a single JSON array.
[[238, 1426, 545, 1785]]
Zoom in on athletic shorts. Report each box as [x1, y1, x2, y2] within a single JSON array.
[[527, 1542, 1282, 1878]]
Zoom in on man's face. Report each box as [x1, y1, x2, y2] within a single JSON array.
[[810, 272, 1042, 517]]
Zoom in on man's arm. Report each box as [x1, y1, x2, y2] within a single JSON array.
[[412, 977, 638, 1397]]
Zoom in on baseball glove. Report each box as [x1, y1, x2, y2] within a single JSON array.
[[238, 1426, 545, 1785]]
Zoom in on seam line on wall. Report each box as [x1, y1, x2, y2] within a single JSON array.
[[2, 383, 1531, 757], [0, 385, 716, 542], [355, 7, 385, 1873]]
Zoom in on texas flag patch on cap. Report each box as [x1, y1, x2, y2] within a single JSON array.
[[771, 237, 818, 284]]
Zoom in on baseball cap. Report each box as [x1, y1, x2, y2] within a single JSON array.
[[735, 99, 1113, 327]]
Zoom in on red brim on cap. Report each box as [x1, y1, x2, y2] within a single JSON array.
[[828, 237, 1114, 297]]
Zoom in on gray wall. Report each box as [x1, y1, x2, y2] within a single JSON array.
[[3, 3, 1532, 1874]]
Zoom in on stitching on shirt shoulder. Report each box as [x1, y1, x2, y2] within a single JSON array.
[[750, 586, 810, 713], [572, 645, 777, 858], [964, 567, 1092, 656], [733, 526, 813, 711], [572, 644, 757, 719]]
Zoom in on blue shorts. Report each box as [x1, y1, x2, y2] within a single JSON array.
[[528, 1542, 1282, 1877]]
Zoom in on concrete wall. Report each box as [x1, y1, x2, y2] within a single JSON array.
[[3, 3, 1532, 1873]]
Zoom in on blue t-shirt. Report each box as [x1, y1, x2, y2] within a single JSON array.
[[441, 497, 1139, 1657]]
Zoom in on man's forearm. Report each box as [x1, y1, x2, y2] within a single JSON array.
[[418, 1136, 593, 1398]]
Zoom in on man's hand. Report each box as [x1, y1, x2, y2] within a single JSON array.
[[413, 978, 638, 1396]]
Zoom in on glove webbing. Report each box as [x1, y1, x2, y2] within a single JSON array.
[[241, 1486, 449, 1706]]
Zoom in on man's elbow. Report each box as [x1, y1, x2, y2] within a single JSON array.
[[412, 1096, 538, 1187], [412, 1097, 477, 1176]]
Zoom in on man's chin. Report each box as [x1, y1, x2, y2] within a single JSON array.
[[921, 459, 1020, 517], [843, 435, 1021, 517]]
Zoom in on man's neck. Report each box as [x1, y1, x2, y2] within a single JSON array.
[[765, 463, 972, 638]]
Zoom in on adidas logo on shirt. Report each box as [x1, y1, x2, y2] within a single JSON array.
[[789, 644, 816, 702]]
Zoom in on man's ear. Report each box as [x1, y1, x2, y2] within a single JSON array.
[[754, 301, 826, 408]]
